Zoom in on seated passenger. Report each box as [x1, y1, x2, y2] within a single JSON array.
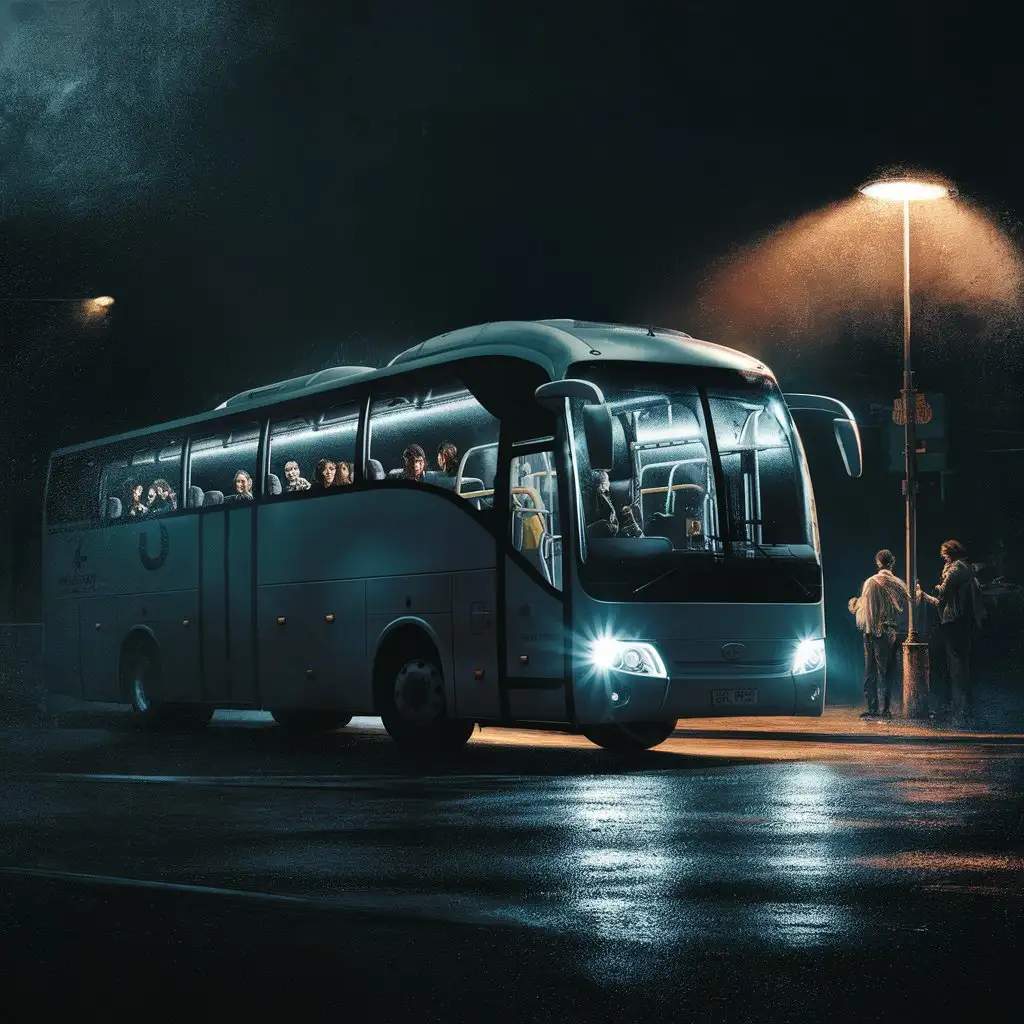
[[587, 470, 642, 539], [388, 444, 426, 481], [149, 478, 178, 514], [125, 479, 148, 518], [336, 460, 352, 485], [227, 469, 254, 501], [283, 460, 311, 492], [313, 459, 337, 490], [437, 441, 458, 480]]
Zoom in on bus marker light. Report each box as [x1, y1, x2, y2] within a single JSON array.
[[95, 622, 101, 629], [325, 613, 335, 623], [519, 655, 529, 665], [305, 669, 314, 679], [277, 616, 286, 625], [611, 691, 620, 703], [474, 669, 484, 679], [182, 619, 190, 627]]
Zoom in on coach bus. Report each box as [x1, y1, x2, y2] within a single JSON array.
[[41, 319, 861, 751]]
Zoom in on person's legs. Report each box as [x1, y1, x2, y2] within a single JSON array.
[[947, 620, 974, 722], [879, 631, 898, 715], [862, 634, 879, 715]]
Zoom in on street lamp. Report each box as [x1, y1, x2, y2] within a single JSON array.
[[859, 174, 950, 719]]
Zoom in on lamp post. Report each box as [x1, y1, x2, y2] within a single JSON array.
[[859, 176, 949, 719]]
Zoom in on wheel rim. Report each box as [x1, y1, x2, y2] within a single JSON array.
[[392, 659, 445, 723], [132, 655, 152, 712]]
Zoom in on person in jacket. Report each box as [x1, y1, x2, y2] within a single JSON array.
[[917, 539, 985, 724], [849, 548, 910, 718]]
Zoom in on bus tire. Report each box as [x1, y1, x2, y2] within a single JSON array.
[[121, 635, 212, 729], [580, 720, 676, 752], [376, 644, 474, 752], [270, 710, 352, 733]]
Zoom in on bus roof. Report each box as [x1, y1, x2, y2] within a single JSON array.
[[51, 319, 773, 457]]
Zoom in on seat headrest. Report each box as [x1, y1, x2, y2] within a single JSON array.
[[266, 473, 282, 495], [188, 485, 205, 508], [366, 459, 386, 481], [458, 477, 485, 494], [204, 489, 224, 505], [105, 496, 122, 519]]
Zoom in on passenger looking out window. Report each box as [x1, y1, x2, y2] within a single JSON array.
[[313, 459, 336, 490], [389, 444, 426, 481], [336, 460, 352, 485], [284, 461, 311, 492], [125, 480, 148, 517], [149, 478, 177, 514], [227, 470, 254, 501]]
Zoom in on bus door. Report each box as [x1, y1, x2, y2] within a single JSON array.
[[199, 503, 257, 705], [192, 423, 262, 706], [502, 439, 567, 720]]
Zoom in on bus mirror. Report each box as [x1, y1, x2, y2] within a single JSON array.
[[582, 403, 614, 470], [833, 418, 862, 478], [783, 393, 863, 479], [534, 379, 606, 409]]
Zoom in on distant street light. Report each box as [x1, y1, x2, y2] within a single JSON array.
[[859, 174, 951, 719]]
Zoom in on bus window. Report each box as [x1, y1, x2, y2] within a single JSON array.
[[46, 452, 104, 526], [97, 439, 183, 520], [511, 449, 562, 590], [189, 422, 261, 506], [268, 402, 359, 496], [368, 377, 499, 508]]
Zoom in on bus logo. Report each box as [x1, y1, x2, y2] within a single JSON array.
[[139, 523, 170, 571], [721, 643, 745, 662]]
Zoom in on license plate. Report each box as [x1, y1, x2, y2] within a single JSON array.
[[712, 688, 759, 706]]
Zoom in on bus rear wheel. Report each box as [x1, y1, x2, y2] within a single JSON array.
[[123, 637, 211, 729], [581, 720, 677, 752], [378, 650, 474, 752], [270, 710, 352, 733]]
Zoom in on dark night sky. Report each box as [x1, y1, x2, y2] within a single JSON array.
[[2, 0, 1023, 441]]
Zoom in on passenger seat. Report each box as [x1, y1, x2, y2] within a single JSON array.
[[204, 490, 224, 505], [188, 485, 205, 508], [105, 496, 122, 520]]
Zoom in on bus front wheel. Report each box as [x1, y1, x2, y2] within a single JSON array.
[[377, 649, 474, 752], [270, 710, 352, 733], [581, 720, 677, 752]]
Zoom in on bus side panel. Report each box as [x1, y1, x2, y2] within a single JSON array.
[[43, 599, 82, 698], [258, 580, 368, 712], [452, 569, 499, 720], [80, 597, 121, 701], [116, 591, 200, 703], [257, 490, 495, 714]]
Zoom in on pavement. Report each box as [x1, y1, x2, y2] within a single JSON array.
[[0, 697, 1021, 1020]]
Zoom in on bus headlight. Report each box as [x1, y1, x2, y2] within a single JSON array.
[[792, 638, 825, 675], [589, 638, 667, 678]]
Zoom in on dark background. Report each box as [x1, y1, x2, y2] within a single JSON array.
[[2, 0, 1022, 697]]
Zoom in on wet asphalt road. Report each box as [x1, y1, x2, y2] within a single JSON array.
[[1, 707, 1022, 1020]]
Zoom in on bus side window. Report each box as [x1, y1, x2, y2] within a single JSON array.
[[268, 402, 359, 495], [189, 422, 260, 505], [510, 451, 561, 590], [46, 452, 104, 526], [368, 379, 499, 509]]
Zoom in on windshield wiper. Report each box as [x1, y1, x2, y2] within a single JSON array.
[[741, 540, 815, 599]]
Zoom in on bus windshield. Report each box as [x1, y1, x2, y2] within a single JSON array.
[[570, 363, 820, 604]]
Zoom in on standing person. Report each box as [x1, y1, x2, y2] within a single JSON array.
[[848, 549, 910, 719], [917, 540, 985, 725]]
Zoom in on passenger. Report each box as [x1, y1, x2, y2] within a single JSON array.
[[917, 539, 986, 725], [283, 461, 311, 492], [146, 485, 157, 507], [336, 460, 352, 485], [124, 479, 148, 518], [149, 478, 177, 514], [437, 441, 458, 479], [389, 444, 426, 481], [227, 469, 254, 501], [313, 459, 337, 490], [587, 470, 642, 538]]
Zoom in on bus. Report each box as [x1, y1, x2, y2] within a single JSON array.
[[41, 319, 861, 751]]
